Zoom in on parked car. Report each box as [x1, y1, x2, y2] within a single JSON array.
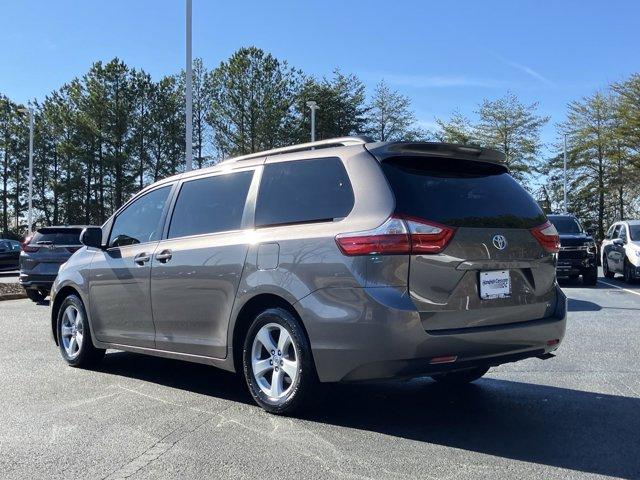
[[601, 220, 640, 283], [547, 214, 598, 285], [20, 226, 85, 302], [0, 239, 21, 271], [50, 138, 567, 414]]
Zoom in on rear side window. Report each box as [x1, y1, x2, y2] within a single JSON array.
[[382, 157, 546, 229], [32, 229, 83, 245], [255, 157, 354, 227], [168, 170, 253, 239]]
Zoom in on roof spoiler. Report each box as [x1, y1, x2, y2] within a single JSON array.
[[365, 142, 506, 165]]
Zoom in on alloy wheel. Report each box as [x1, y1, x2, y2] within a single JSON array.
[[251, 322, 299, 401], [60, 304, 84, 359]]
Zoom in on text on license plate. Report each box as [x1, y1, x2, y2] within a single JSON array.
[[479, 270, 511, 299]]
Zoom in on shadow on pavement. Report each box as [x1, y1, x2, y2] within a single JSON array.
[[568, 298, 602, 312], [98, 351, 640, 479]]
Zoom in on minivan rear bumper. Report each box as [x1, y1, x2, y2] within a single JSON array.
[[296, 284, 567, 382]]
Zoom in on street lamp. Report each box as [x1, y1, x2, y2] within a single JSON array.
[[185, 0, 193, 171], [306, 101, 318, 142], [563, 133, 568, 214], [18, 107, 34, 233]]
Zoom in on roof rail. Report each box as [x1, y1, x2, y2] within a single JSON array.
[[220, 136, 372, 165]]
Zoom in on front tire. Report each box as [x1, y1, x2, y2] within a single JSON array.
[[57, 294, 105, 367], [431, 366, 489, 386], [583, 267, 598, 286], [243, 308, 318, 415], [603, 257, 615, 279], [624, 260, 636, 284]]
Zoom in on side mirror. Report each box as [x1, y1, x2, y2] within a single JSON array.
[[80, 227, 103, 249], [586, 228, 595, 237], [612, 238, 624, 246]]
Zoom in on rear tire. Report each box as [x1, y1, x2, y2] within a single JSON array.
[[582, 267, 598, 286], [242, 308, 318, 415], [57, 294, 105, 367], [431, 366, 489, 386], [25, 288, 47, 303]]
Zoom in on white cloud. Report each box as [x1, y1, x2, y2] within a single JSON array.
[[491, 52, 555, 87]]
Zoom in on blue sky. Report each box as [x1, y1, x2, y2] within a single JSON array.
[[2, 0, 639, 152]]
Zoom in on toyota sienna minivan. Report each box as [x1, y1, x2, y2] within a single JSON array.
[[50, 137, 567, 414]]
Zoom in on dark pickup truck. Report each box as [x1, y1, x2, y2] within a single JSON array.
[[548, 214, 598, 286]]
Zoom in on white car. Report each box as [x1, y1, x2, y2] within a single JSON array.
[[601, 220, 640, 283]]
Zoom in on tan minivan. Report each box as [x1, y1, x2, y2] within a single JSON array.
[[50, 137, 567, 414]]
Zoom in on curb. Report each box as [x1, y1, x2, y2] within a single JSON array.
[[0, 293, 28, 301]]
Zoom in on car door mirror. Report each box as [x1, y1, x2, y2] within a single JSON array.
[[613, 238, 624, 246], [80, 227, 103, 249], [586, 228, 595, 237]]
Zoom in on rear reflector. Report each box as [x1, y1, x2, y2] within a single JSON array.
[[335, 215, 455, 256], [530, 221, 560, 253], [66, 246, 81, 253], [429, 355, 458, 365], [546, 339, 560, 346]]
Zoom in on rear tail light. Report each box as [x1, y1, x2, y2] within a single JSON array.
[[530, 221, 560, 253], [335, 217, 410, 256], [66, 246, 81, 253], [21, 236, 39, 253], [400, 215, 456, 254], [335, 215, 455, 256]]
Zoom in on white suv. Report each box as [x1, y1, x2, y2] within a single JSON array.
[[601, 220, 640, 283]]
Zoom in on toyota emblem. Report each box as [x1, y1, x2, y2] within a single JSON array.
[[492, 234, 507, 250]]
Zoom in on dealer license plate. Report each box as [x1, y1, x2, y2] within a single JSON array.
[[479, 270, 511, 299]]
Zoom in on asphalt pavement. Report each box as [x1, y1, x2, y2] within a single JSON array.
[[1, 271, 639, 479]]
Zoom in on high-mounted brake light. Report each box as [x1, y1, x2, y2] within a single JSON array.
[[530, 221, 560, 253], [335, 215, 455, 256]]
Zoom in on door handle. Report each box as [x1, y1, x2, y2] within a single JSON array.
[[155, 249, 172, 263], [134, 252, 151, 265]]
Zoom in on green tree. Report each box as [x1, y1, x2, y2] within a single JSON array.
[[475, 92, 548, 181], [434, 110, 476, 144], [293, 69, 368, 143], [206, 47, 301, 156], [366, 80, 423, 141]]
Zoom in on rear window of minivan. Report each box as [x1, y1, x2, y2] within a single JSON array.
[[382, 157, 546, 229], [255, 157, 354, 228]]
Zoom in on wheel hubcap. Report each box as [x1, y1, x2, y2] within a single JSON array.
[[61, 305, 83, 359], [251, 323, 299, 401]]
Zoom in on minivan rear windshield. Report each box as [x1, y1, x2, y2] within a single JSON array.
[[31, 228, 83, 245], [381, 157, 546, 229]]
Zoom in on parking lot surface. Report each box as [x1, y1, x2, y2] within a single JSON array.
[[1, 273, 639, 479]]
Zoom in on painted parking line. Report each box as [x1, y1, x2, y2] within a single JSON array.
[[598, 279, 640, 297]]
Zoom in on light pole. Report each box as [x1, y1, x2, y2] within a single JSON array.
[[563, 133, 568, 214], [185, 0, 193, 171], [306, 101, 318, 142], [18, 107, 34, 233]]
